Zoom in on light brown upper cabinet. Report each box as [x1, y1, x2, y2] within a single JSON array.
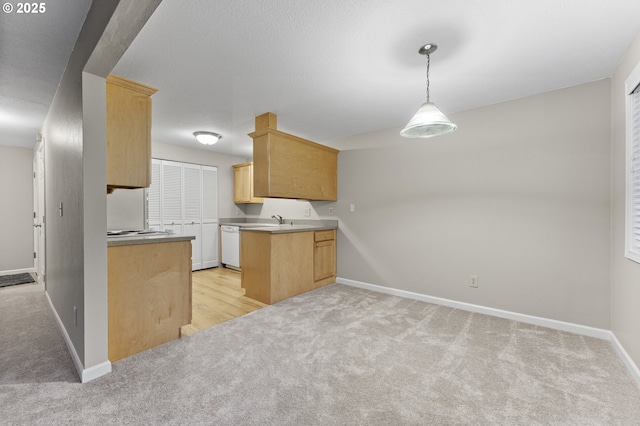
[[249, 112, 338, 201], [106, 74, 158, 193], [233, 162, 264, 204]]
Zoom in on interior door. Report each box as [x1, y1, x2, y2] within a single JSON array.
[[161, 160, 183, 234], [183, 163, 202, 270], [33, 141, 45, 285], [202, 166, 218, 268]]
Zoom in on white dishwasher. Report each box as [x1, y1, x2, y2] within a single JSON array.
[[221, 225, 241, 270]]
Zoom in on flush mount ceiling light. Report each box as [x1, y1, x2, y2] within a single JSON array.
[[193, 131, 222, 145], [400, 43, 457, 138]]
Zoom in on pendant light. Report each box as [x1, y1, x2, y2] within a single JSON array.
[[193, 131, 222, 145], [400, 44, 457, 138]]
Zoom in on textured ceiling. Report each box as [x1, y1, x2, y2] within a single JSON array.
[[0, 0, 92, 148], [112, 0, 640, 157], [3, 0, 640, 155]]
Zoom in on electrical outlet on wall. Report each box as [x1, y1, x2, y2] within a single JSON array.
[[469, 275, 478, 288], [328, 207, 334, 215], [304, 207, 311, 217]]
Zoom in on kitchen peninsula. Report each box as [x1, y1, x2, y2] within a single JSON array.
[[107, 232, 194, 361], [230, 219, 338, 305]]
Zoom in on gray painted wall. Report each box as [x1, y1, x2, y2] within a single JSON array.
[[41, 0, 120, 367], [332, 79, 612, 329], [611, 32, 640, 372], [243, 80, 612, 330], [41, 0, 160, 374], [245, 81, 612, 330], [0, 145, 34, 272]]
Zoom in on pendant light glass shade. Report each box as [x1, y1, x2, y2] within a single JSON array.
[[400, 102, 457, 138], [401, 43, 456, 138]]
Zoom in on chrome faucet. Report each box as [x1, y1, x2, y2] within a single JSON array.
[[272, 214, 284, 224]]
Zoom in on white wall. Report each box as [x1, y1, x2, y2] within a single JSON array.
[[611, 32, 640, 371], [0, 145, 34, 272], [244, 197, 335, 221], [107, 188, 145, 230], [332, 79, 612, 329]]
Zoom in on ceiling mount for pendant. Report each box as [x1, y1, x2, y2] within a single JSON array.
[[400, 42, 456, 139], [418, 44, 438, 55]]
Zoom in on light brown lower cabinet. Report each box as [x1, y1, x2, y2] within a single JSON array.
[[241, 229, 336, 304], [108, 240, 192, 362], [314, 230, 336, 286]]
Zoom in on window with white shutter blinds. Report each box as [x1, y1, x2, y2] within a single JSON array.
[[625, 64, 640, 262], [630, 87, 640, 253]]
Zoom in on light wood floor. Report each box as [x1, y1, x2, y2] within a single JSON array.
[[180, 267, 267, 337]]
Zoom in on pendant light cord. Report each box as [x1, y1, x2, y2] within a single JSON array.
[[425, 53, 431, 103]]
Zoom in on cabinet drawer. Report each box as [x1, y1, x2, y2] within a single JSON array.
[[314, 229, 335, 242]]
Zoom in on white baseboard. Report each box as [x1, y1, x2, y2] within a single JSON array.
[[0, 267, 35, 277], [45, 292, 112, 383], [609, 332, 640, 387], [337, 277, 640, 385], [81, 361, 112, 383], [337, 277, 611, 339]]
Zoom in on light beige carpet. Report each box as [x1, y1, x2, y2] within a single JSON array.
[[1, 283, 639, 425]]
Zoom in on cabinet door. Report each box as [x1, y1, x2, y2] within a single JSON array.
[[314, 239, 336, 283], [161, 161, 183, 233], [233, 163, 263, 204], [233, 165, 250, 203], [106, 79, 153, 189]]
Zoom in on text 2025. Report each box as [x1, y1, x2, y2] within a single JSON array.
[[17, 2, 45, 13]]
